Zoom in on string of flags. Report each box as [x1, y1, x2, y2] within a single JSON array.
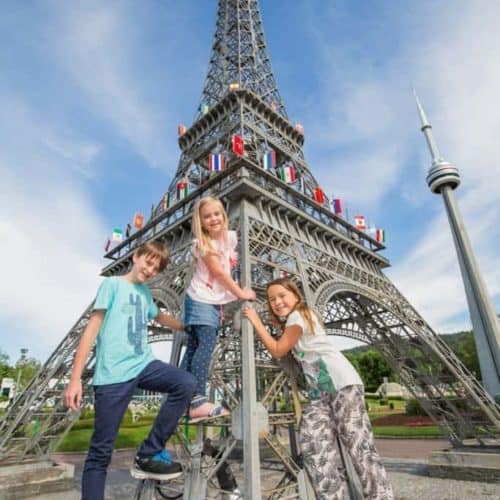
[[232, 134, 245, 156], [209, 153, 225, 172], [105, 112, 387, 253], [278, 164, 296, 183], [294, 123, 304, 134], [262, 150, 276, 171], [354, 215, 366, 231]]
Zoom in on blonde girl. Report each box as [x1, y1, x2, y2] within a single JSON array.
[[182, 197, 256, 421], [243, 278, 393, 500]]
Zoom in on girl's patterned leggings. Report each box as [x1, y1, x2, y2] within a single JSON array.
[[299, 384, 394, 500]]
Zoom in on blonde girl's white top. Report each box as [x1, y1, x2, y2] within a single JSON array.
[[186, 230, 239, 305], [286, 310, 363, 398]]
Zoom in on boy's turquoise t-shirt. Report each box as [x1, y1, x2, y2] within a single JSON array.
[[92, 276, 158, 385]]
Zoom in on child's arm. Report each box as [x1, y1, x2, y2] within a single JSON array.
[[242, 307, 302, 358], [64, 310, 104, 411], [155, 312, 183, 331], [202, 252, 256, 301]]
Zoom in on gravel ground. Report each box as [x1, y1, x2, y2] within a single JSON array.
[[39, 441, 500, 500]]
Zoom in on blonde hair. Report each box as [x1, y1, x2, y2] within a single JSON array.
[[191, 196, 229, 255], [134, 241, 170, 272], [266, 278, 317, 334]]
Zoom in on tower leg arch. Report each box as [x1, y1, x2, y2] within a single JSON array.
[[315, 281, 500, 447]]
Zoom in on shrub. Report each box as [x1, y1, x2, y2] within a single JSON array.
[[378, 399, 388, 406], [405, 398, 427, 416], [389, 402, 394, 410]]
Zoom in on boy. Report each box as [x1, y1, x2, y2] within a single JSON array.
[[64, 241, 196, 500]]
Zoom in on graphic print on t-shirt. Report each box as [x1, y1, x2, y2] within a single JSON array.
[[126, 293, 148, 354]]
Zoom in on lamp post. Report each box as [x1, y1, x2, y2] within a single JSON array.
[[414, 92, 500, 398], [15, 348, 28, 395]]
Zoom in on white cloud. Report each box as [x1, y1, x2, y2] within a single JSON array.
[[303, 0, 500, 332], [0, 95, 106, 361], [49, 2, 184, 169]]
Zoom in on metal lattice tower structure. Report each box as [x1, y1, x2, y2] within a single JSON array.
[[1, 1, 500, 498]]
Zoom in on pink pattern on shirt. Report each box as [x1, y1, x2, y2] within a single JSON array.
[[186, 230, 239, 305]]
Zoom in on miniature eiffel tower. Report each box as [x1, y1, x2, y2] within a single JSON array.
[[1, 0, 499, 498]]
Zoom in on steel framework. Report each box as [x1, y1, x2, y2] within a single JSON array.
[[1, 1, 499, 499]]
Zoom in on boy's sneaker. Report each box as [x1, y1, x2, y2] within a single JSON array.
[[131, 450, 183, 480]]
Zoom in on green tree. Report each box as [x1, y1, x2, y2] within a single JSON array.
[[14, 357, 41, 389], [0, 349, 15, 381], [356, 349, 395, 392]]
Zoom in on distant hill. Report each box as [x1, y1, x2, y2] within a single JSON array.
[[342, 329, 481, 384], [342, 330, 474, 355]]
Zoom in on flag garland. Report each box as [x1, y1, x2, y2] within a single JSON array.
[[278, 164, 296, 184], [354, 215, 366, 230], [178, 124, 187, 136], [375, 229, 386, 243], [313, 187, 326, 204], [176, 181, 189, 200], [133, 213, 144, 230], [232, 134, 245, 156], [262, 150, 276, 171], [112, 228, 123, 242], [161, 193, 170, 211], [208, 153, 225, 172], [332, 198, 342, 215], [294, 123, 304, 134]]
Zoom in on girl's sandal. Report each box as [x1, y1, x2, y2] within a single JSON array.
[[188, 405, 230, 424]]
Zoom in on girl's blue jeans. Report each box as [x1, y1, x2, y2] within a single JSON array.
[[81, 359, 196, 500]]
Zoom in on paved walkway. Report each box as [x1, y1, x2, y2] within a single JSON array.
[[41, 439, 499, 499]]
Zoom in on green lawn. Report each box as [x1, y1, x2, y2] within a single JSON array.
[[56, 420, 199, 452], [372, 425, 444, 438]]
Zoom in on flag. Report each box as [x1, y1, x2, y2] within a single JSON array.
[[161, 193, 170, 211], [375, 229, 386, 243], [262, 150, 276, 171], [229, 82, 240, 91], [294, 123, 304, 134], [125, 223, 131, 238], [278, 164, 296, 184], [112, 228, 123, 242], [273, 268, 290, 279], [332, 198, 342, 215], [232, 134, 245, 156], [313, 187, 326, 204], [177, 181, 189, 200], [271, 101, 278, 111], [354, 215, 366, 230], [178, 124, 187, 136], [200, 103, 209, 115], [209, 153, 225, 172], [104, 239, 111, 252], [133, 213, 144, 230]]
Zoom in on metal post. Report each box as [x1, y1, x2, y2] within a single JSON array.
[[239, 198, 262, 499]]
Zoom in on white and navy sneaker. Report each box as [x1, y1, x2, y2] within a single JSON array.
[[131, 450, 183, 480]]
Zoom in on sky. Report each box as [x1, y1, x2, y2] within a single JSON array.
[[1, 0, 499, 364]]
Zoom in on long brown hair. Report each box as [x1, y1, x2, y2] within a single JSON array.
[[265, 278, 317, 334]]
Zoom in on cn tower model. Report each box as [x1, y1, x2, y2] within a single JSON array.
[[415, 92, 500, 398]]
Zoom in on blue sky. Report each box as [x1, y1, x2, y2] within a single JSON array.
[[1, 0, 499, 363]]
